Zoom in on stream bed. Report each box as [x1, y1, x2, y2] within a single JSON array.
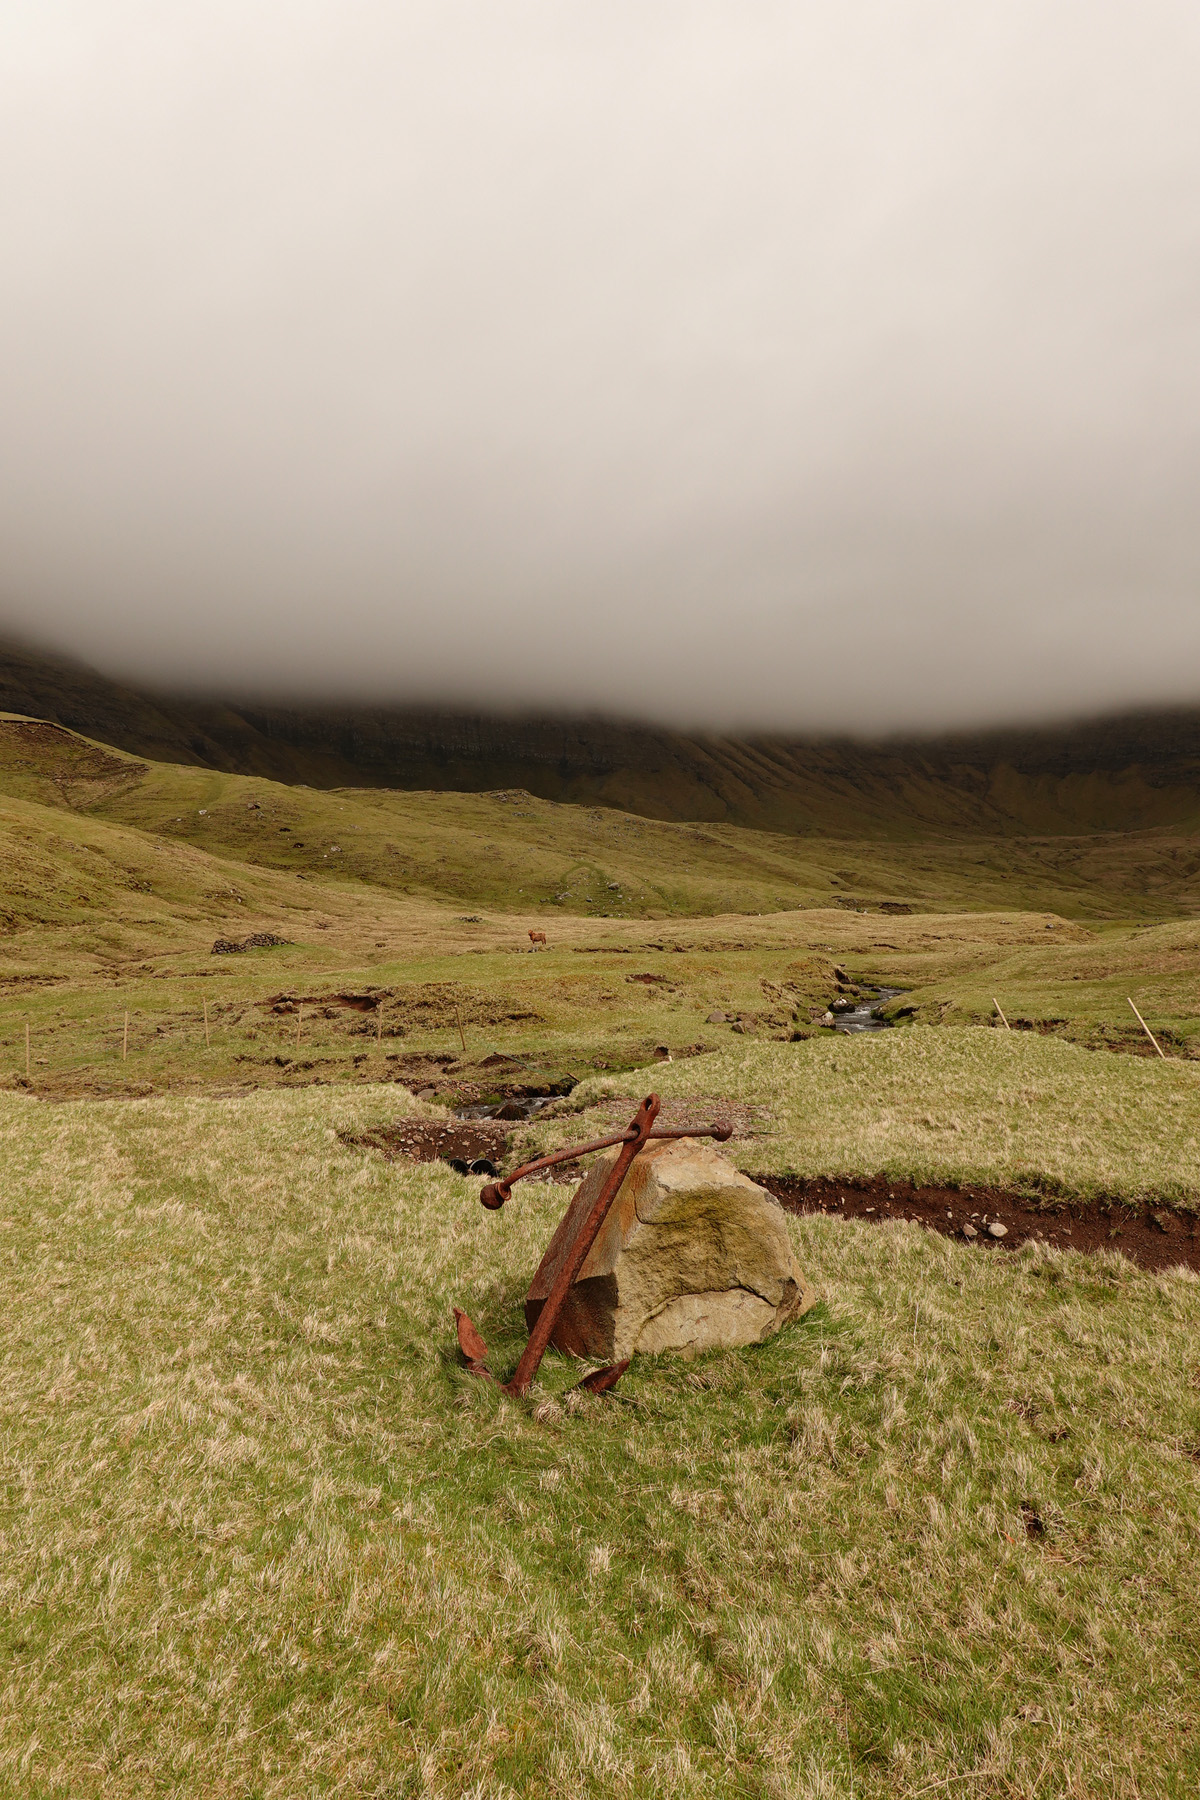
[[832, 987, 906, 1032]]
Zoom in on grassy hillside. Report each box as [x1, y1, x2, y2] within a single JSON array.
[[4, 669, 1200, 1794], [1, 1081, 1197, 1796], [6, 714, 1200, 929], [4, 713, 1200, 1111], [8, 633, 1200, 839]]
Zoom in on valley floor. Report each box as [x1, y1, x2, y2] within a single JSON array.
[[3, 717, 1200, 1794]]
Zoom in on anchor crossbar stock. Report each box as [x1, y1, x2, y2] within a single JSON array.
[[478, 1120, 732, 1209], [454, 1094, 734, 1398]]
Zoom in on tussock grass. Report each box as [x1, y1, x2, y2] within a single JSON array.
[[555, 1031, 1200, 1207], [2, 1083, 1199, 1795]]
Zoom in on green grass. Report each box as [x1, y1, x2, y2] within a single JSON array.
[[8, 713, 1200, 1110], [5, 719, 1200, 1793], [867, 918, 1200, 1056], [1, 1083, 1198, 1796], [8, 713, 1200, 925], [6, 898, 1200, 1111], [545, 1031, 1200, 1207]]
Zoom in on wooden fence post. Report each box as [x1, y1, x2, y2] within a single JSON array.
[[1127, 997, 1167, 1059]]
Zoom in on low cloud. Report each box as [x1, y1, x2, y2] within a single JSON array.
[[1, 1, 1198, 733]]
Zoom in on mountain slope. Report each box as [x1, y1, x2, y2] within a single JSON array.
[[4, 712, 1200, 923], [4, 633, 1200, 838]]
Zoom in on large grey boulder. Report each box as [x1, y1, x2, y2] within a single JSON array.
[[524, 1137, 815, 1362]]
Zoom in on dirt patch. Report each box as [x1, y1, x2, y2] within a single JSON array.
[[757, 1174, 1200, 1274], [343, 1119, 510, 1166], [0, 718, 144, 788]]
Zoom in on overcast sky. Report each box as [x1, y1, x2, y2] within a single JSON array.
[[1, 2, 1199, 734]]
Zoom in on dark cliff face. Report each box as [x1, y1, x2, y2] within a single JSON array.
[[3, 634, 1200, 837]]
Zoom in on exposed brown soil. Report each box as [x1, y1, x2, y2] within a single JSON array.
[[343, 1119, 511, 1165], [756, 1174, 1200, 1274]]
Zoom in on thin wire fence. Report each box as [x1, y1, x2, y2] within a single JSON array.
[[0, 999, 409, 1081]]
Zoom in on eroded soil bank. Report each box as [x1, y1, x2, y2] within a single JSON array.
[[347, 1117, 1200, 1275], [757, 1174, 1200, 1274], [343, 1119, 510, 1166]]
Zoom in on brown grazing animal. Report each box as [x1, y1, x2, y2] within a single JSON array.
[[528, 929, 547, 950]]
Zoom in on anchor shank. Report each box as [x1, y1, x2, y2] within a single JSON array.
[[502, 1093, 660, 1396]]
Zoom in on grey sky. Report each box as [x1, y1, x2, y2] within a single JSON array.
[[1, 1, 1198, 733]]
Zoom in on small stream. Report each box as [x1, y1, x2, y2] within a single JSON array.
[[830, 987, 906, 1033], [452, 1092, 560, 1122], [446, 1089, 559, 1175]]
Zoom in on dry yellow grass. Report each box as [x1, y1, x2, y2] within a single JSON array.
[[548, 1031, 1200, 1205], [1, 1082, 1199, 1796]]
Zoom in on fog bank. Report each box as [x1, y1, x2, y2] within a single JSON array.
[[1, 2, 1198, 733]]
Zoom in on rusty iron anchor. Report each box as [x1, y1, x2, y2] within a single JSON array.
[[453, 1093, 732, 1398]]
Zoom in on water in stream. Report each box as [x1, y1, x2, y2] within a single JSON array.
[[831, 987, 906, 1033], [453, 1093, 559, 1122]]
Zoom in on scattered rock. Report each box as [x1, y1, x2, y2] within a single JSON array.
[[705, 1010, 727, 1024], [448, 1156, 501, 1176], [987, 1221, 1008, 1238], [211, 932, 291, 955], [343, 1120, 507, 1167], [962, 1222, 978, 1239], [524, 1137, 815, 1362]]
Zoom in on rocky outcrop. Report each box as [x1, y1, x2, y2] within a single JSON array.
[[524, 1137, 815, 1362]]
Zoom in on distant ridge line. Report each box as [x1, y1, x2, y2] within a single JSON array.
[[2, 632, 1200, 839]]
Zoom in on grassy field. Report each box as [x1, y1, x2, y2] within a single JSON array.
[[4, 717, 1200, 1097], [1, 1082, 1198, 1798], [534, 1032, 1200, 1206], [5, 714, 1200, 1794], [4, 905, 1198, 1106]]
